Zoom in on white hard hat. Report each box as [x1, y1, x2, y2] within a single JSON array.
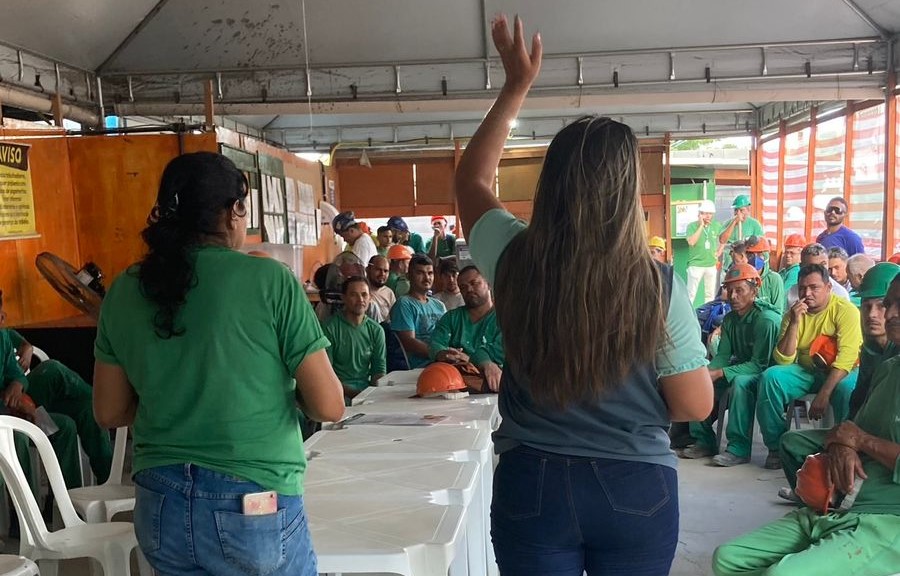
[[699, 200, 716, 214]]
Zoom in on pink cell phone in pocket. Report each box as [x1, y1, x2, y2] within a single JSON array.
[[242, 491, 277, 516]]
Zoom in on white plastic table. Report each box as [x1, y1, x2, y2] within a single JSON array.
[[305, 426, 496, 576], [346, 385, 500, 431], [305, 458, 478, 576]]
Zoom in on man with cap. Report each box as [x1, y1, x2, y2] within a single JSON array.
[[386, 244, 413, 298], [816, 197, 865, 257], [429, 266, 505, 392], [649, 236, 667, 263], [719, 194, 764, 246], [426, 216, 457, 261], [779, 233, 806, 295], [333, 211, 378, 268], [755, 264, 862, 469], [714, 273, 900, 576], [785, 243, 851, 309], [685, 199, 724, 305], [679, 264, 781, 463], [387, 215, 427, 255], [745, 236, 785, 312]]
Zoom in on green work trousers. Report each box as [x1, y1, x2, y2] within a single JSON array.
[[719, 373, 763, 458], [713, 507, 900, 576], [779, 428, 828, 489], [13, 412, 81, 492], [756, 364, 856, 451], [689, 375, 734, 453], [18, 360, 112, 488]]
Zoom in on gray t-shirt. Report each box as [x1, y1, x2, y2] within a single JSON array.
[[470, 209, 708, 468]]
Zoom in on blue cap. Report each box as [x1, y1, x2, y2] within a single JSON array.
[[387, 216, 408, 232]]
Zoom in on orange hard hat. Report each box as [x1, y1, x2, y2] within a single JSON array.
[[810, 335, 839, 370], [795, 453, 835, 514], [889, 253, 900, 265], [415, 362, 467, 397], [357, 221, 371, 234], [431, 215, 447, 224], [784, 234, 807, 249], [387, 244, 414, 261], [722, 263, 761, 285], [745, 236, 771, 253]]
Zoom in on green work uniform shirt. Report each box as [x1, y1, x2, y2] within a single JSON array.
[[849, 340, 898, 419], [722, 216, 764, 244], [708, 300, 782, 382], [322, 313, 386, 393], [686, 220, 723, 268], [0, 329, 28, 392], [386, 272, 410, 298], [405, 232, 427, 255], [759, 266, 786, 312], [780, 263, 800, 297], [428, 307, 504, 367], [426, 234, 457, 259]]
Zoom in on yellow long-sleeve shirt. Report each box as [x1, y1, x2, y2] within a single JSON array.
[[773, 293, 862, 372]]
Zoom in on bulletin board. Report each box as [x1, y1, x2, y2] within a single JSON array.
[[672, 201, 704, 238]]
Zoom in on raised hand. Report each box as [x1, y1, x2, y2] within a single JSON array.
[[491, 14, 542, 92]]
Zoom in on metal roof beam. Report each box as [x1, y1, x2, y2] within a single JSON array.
[[97, 0, 172, 74]]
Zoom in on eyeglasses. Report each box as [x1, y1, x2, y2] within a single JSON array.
[[825, 206, 844, 215]]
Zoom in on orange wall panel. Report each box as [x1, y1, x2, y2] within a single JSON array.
[[337, 161, 414, 209], [415, 159, 455, 209]]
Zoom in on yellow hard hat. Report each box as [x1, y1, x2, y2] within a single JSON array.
[[649, 236, 666, 251]]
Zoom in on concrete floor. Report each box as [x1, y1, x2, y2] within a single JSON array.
[[4, 423, 803, 576]]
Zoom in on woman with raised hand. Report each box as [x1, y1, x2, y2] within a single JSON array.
[[456, 15, 713, 575], [93, 152, 344, 575]]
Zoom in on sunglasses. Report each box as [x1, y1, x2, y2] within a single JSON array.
[[825, 206, 844, 215]]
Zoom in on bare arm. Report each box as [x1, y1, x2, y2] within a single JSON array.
[[685, 222, 705, 247], [858, 433, 900, 473], [454, 15, 542, 238], [777, 304, 805, 357], [93, 360, 138, 428], [294, 349, 345, 422], [659, 366, 714, 422], [396, 330, 431, 359], [718, 218, 738, 244]]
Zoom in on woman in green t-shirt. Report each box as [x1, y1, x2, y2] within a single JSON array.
[[93, 152, 344, 575]]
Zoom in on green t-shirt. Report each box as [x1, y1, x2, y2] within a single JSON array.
[[405, 232, 427, 255], [722, 216, 764, 244], [390, 295, 446, 368], [759, 267, 786, 312], [426, 234, 457, 259], [0, 329, 28, 392], [428, 307, 504, 367], [686, 220, 723, 267], [708, 301, 781, 382], [386, 272, 410, 298], [322, 313, 386, 392], [779, 263, 800, 297], [848, 356, 900, 514], [94, 246, 328, 495]]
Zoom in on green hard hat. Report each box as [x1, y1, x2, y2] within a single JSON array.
[[857, 262, 900, 300], [732, 195, 751, 209]]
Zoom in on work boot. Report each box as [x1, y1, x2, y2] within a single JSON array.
[[679, 445, 715, 459], [712, 452, 750, 467], [777, 487, 802, 504], [764, 451, 782, 470]]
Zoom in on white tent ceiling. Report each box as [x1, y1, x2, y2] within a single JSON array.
[[0, 0, 897, 149]]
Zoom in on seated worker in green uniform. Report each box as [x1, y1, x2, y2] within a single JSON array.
[[679, 264, 781, 463], [426, 215, 457, 262], [713, 274, 900, 575], [390, 255, 446, 369], [756, 264, 862, 470], [745, 235, 786, 311], [387, 215, 427, 255], [0, 290, 112, 489], [322, 276, 386, 403], [779, 233, 806, 295], [386, 244, 413, 298], [429, 266, 504, 392], [776, 262, 900, 503]]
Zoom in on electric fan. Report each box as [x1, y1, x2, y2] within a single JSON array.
[[35, 252, 105, 319]]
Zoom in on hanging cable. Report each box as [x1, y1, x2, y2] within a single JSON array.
[[300, 0, 314, 139]]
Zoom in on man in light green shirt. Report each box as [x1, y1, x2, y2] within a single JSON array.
[[685, 200, 724, 305], [429, 266, 504, 391], [323, 276, 386, 402]]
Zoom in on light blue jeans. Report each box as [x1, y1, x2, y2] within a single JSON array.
[[134, 464, 316, 576]]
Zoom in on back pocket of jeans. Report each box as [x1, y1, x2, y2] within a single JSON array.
[[492, 450, 547, 520], [592, 461, 670, 517], [134, 483, 165, 554], [215, 509, 286, 576]]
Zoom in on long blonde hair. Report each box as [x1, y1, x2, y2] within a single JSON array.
[[494, 117, 667, 407]]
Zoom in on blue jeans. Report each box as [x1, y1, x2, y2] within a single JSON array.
[[134, 464, 316, 576], [491, 446, 679, 576]]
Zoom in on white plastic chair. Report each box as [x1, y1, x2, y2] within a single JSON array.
[[0, 416, 140, 576], [68, 427, 134, 523], [786, 393, 835, 430], [0, 556, 38, 575]]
